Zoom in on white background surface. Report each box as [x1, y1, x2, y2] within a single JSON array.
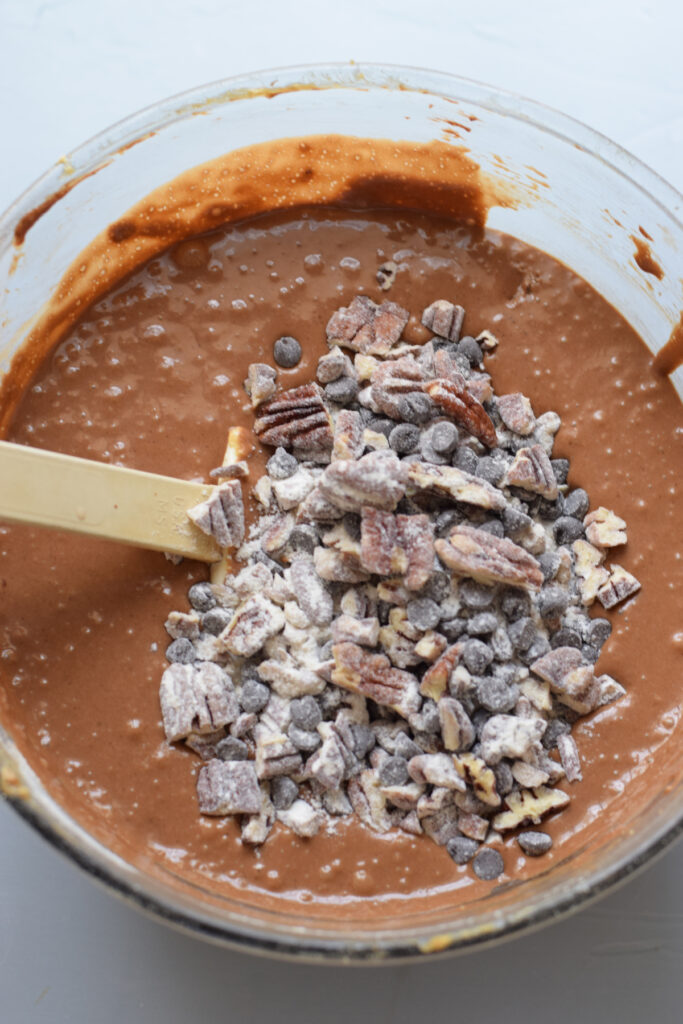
[[0, 1, 681, 1020]]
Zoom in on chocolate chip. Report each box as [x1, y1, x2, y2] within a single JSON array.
[[472, 847, 504, 880], [502, 505, 532, 537], [240, 678, 270, 714], [325, 376, 360, 405], [394, 732, 423, 759], [537, 585, 569, 618], [537, 495, 564, 520], [166, 638, 197, 664], [500, 587, 531, 621], [538, 552, 561, 581], [471, 708, 491, 739], [542, 717, 571, 750], [271, 776, 299, 810], [452, 447, 478, 474], [434, 508, 465, 536], [459, 579, 496, 611], [441, 616, 469, 641], [476, 456, 505, 485], [582, 644, 601, 664], [507, 616, 536, 651], [551, 458, 570, 485], [564, 487, 589, 519], [468, 612, 498, 636], [586, 618, 612, 649], [267, 446, 299, 480], [202, 607, 232, 636], [287, 524, 318, 555], [474, 676, 519, 713], [458, 336, 483, 366], [389, 423, 420, 454], [367, 417, 395, 439], [215, 736, 249, 761], [188, 581, 216, 613], [288, 723, 322, 751], [553, 515, 584, 544], [447, 835, 480, 864], [519, 635, 551, 665], [290, 696, 322, 732], [418, 571, 451, 603], [273, 335, 302, 368], [550, 627, 582, 650], [462, 639, 494, 674], [493, 760, 514, 796], [517, 830, 553, 856], [429, 421, 459, 455], [491, 627, 513, 661], [379, 755, 410, 786], [406, 598, 441, 631], [478, 520, 505, 538], [398, 392, 434, 424], [350, 723, 376, 758]]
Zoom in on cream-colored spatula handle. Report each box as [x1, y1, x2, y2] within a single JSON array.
[[0, 441, 221, 563]]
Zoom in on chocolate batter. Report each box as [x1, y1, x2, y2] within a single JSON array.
[[0, 141, 681, 924]]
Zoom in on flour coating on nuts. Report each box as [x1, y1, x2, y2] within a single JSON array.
[[159, 294, 641, 881]]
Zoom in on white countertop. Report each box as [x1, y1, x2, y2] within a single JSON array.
[[1, 1, 681, 1020]]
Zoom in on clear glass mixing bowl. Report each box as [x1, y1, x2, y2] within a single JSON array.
[[0, 63, 681, 961]]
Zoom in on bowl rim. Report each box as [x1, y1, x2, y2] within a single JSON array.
[[1, 61, 682, 963]]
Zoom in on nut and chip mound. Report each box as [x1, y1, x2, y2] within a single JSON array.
[[170, 295, 641, 881]]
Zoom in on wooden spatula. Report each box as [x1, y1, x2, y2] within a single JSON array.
[[0, 440, 221, 562]]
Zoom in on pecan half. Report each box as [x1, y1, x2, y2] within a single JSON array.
[[406, 461, 507, 511], [319, 450, 407, 512], [326, 295, 409, 355], [359, 508, 435, 590], [421, 300, 465, 342], [424, 378, 497, 448], [505, 444, 558, 499], [331, 641, 421, 718], [253, 383, 333, 453], [435, 525, 543, 590], [369, 356, 426, 420]]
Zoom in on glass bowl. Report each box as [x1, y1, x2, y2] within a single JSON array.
[[0, 63, 681, 961]]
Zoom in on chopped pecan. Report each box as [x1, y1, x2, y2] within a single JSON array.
[[331, 641, 421, 718], [398, 514, 436, 590], [492, 785, 569, 832], [288, 556, 334, 625], [466, 373, 493, 405], [424, 378, 497, 447], [436, 525, 543, 590], [497, 393, 535, 435], [378, 625, 421, 669], [480, 714, 546, 765], [453, 752, 501, 807], [271, 468, 316, 511], [369, 356, 426, 419], [376, 260, 398, 291], [421, 299, 465, 342], [557, 733, 582, 782], [244, 362, 277, 408], [306, 725, 347, 790], [476, 329, 499, 352], [317, 345, 355, 384], [359, 508, 434, 590], [530, 649, 599, 714], [360, 508, 399, 576], [160, 662, 237, 743], [457, 811, 489, 842], [347, 770, 392, 832], [165, 610, 200, 641], [311, 547, 368, 583], [505, 444, 559, 499], [584, 507, 627, 548], [433, 347, 467, 385], [333, 409, 364, 461], [321, 521, 362, 558], [277, 799, 325, 837], [530, 647, 583, 689], [326, 295, 409, 355], [319, 450, 407, 512], [511, 761, 550, 788], [572, 538, 610, 605], [438, 697, 475, 752], [414, 630, 448, 661], [253, 383, 333, 454], [187, 480, 245, 549], [196, 759, 262, 815], [260, 513, 295, 557], [331, 614, 380, 647], [406, 462, 507, 511], [296, 486, 345, 523], [257, 659, 325, 698], [408, 753, 465, 791], [419, 643, 463, 700], [215, 595, 285, 658]]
